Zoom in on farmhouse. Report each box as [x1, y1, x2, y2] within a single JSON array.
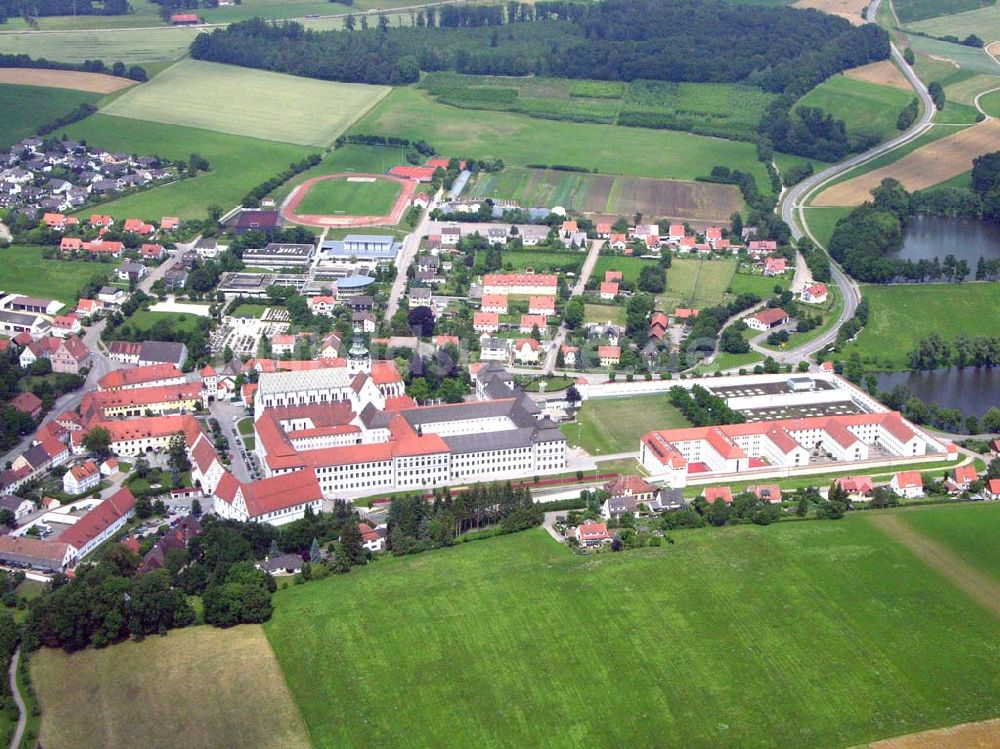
[[745, 308, 789, 331]]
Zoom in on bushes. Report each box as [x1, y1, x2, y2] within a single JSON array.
[[36, 103, 97, 137], [897, 97, 919, 130], [668, 384, 746, 426]]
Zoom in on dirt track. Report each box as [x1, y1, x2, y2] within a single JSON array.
[[281, 172, 416, 228], [844, 60, 912, 91], [867, 718, 1000, 748], [0, 67, 135, 93], [792, 0, 868, 24], [814, 119, 1000, 206]]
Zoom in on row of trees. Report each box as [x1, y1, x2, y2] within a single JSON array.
[[0, 53, 146, 80], [906, 331, 1000, 370]]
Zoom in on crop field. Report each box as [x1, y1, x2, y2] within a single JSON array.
[[561, 394, 690, 453], [265, 519, 1000, 749], [0, 68, 134, 93], [0, 83, 100, 149], [351, 87, 772, 188], [843, 59, 912, 90], [813, 118, 1000, 205], [593, 255, 659, 284], [899, 504, 1000, 581], [904, 34, 1000, 75], [0, 245, 110, 304], [908, 4, 1000, 44], [979, 88, 1000, 116], [32, 625, 311, 749], [471, 167, 742, 224], [843, 283, 1000, 370], [100, 59, 388, 146], [0, 27, 200, 64], [942, 72, 1000, 105], [62, 115, 311, 220], [791, 0, 868, 24], [661, 257, 738, 310], [895, 0, 993, 23], [796, 75, 915, 144], [295, 176, 402, 216]]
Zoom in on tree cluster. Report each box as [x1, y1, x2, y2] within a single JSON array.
[[668, 384, 746, 427], [0, 53, 146, 80], [906, 331, 1000, 370]]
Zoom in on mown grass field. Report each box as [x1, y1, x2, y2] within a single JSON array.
[[583, 302, 626, 326], [661, 257, 738, 310], [796, 74, 915, 145], [270, 143, 408, 202], [478, 249, 583, 274], [980, 88, 1000, 117], [803, 205, 852, 246], [941, 72, 1000, 106], [101, 59, 389, 146], [843, 283, 1000, 370], [62, 115, 311, 220], [351, 87, 771, 188], [895, 0, 993, 23], [229, 302, 270, 319], [32, 625, 311, 749], [593, 255, 659, 284], [561, 393, 690, 454], [899, 503, 1000, 581], [728, 269, 789, 297], [905, 35, 1000, 76], [0, 83, 100, 149], [125, 309, 204, 335], [0, 246, 110, 304], [265, 521, 1000, 749], [296, 176, 401, 216], [0, 26, 200, 64]]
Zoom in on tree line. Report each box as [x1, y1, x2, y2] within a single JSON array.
[[0, 53, 146, 81], [0, 0, 128, 20], [668, 385, 746, 426], [906, 331, 1000, 370]]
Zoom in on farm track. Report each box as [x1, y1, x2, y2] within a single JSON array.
[[868, 513, 1000, 618]]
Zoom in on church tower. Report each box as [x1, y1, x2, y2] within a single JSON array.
[[347, 326, 371, 374]]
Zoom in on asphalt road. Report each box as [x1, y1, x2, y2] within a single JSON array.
[[543, 239, 604, 374], [8, 647, 25, 749]]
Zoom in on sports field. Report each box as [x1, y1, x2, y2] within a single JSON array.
[[295, 176, 402, 216], [351, 87, 771, 188], [796, 75, 915, 145], [0, 245, 110, 304], [898, 503, 1000, 581], [265, 520, 1000, 749], [62, 115, 311, 220], [842, 283, 1000, 370], [661, 257, 738, 310], [32, 625, 311, 749], [561, 393, 690, 454], [0, 27, 200, 64], [895, 0, 993, 23], [0, 83, 100, 149], [100, 59, 388, 146]]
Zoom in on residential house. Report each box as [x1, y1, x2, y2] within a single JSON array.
[[745, 308, 789, 331], [63, 460, 100, 495], [764, 257, 788, 276], [473, 312, 499, 334], [703, 486, 733, 504], [51, 314, 82, 338], [598, 345, 620, 367], [520, 314, 547, 334], [513, 338, 541, 364], [835, 475, 874, 498], [800, 282, 828, 304], [479, 337, 509, 362], [985, 478, 1000, 500], [574, 520, 611, 547], [560, 345, 578, 368], [480, 294, 509, 315], [359, 522, 387, 552], [0, 494, 34, 521], [11, 392, 42, 419], [890, 470, 924, 499], [599, 281, 619, 300]]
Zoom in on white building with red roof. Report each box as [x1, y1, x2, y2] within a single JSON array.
[[575, 520, 611, 547], [98, 363, 186, 391], [480, 293, 508, 315], [62, 460, 100, 495], [214, 469, 324, 525], [764, 257, 787, 276], [599, 281, 619, 300], [745, 308, 789, 331], [800, 282, 828, 304], [483, 272, 557, 296], [890, 470, 924, 498]]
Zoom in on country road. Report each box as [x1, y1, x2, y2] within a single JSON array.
[[773, 0, 935, 364], [8, 647, 26, 749]]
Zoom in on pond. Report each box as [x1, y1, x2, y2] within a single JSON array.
[[897, 215, 1000, 279], [876, 367, 1000, 420]]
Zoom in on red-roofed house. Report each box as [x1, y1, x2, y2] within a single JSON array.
[[890, 470, 924, 498], [51, 314, 81, 338], [528, 296, 556, 316], [480, 293, 508, 314], [836, 475, 874, 497], [473, 311, 499, 333], [947, 463, 979, 494], [608, 233, 628, 250], [575, 520, 611, 547], [764, 257, 788, 276], [359, 522, 387, 552], [745, 308, 789, 331], [519, 314, 547, 334], [703, 486, 733, 504], [122, 218, 154, 236], [599, 281, 619, 300], [985, 478, 1000, 500], [160, 216, 180, 231], [60, 487, 136, 562], [140, 243, 166, 260], [60, 236, 82, 252], [596, 222, 612, 238], [748, 484, 782, 504], [213, 469, 324, 525], [11, 392, 42, 419], [801, 282, 828, 304], [63, 460, 100, 495], [513, 337, 541, 364], [598, 345, 620, 367], [674, 308, 699, 323]]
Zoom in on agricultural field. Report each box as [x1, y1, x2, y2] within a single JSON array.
[[32, 625, 311, 749], [0, 83, 100, 149], [351, 87, 772, 188], [941, 72, 1000, 106], [295, 176, 402, 216], [0, 246, 110, 304], [265, 520, 1000, 749], [661, 257, 738, 310], [197, 0, 419, 23], [904, 35, 1000, 76], [0, 0, 163, 29], [593, 256, 659, 284], [471, 167, 742, 224], [0, 26, 201, 64], [907, 4, 1000, 45], [795, 75, 915, 145], [842, 283, 1000, 370], [791, 0, 868, 24], [894, 0, 993, 23], [934, 99, 982, 124], [561, 394, 690, 454], [62, 115, 311, 220], [101, 59, 389, 146], [899, 503, 1000, 581], [0, 68, 134, 93], [843, 59, 912, 90], [979, 88, 1000, 116]]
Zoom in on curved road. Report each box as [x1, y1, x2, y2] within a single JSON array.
[[769, 0, 935, 364], [8, 647, 26, 749]]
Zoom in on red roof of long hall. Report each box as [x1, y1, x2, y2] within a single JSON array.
[[99, 414, 197, 443], [483, 273, 558, 288], [98, 363, 184, 390], [243, 470, 323, 517], [297, 414, 448, 468], [84, 382, 200, 413], [60, 487, 136, 551], [371, 360, 402, 385]]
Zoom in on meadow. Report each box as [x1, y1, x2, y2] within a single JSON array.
[[583, 303, 626, 326], [895, 0, 993, 23], [907, 4, 1000, 44], [0, 83, 100, 149], [62, 115, 311, 220], [0, 246, 110, 304], [843, 283, 1000, 370], [101, 59, 389, 146], [795, 74, 915, 144], [662, 257, 738, 310], [560, 393, 690, 454], [593, 255, 659, 284], [32, 625, 311, 749], [905, 35, 1000, 76], [479, 250, 584, 274], [899, 503, 1000, 580], [0, 26, 200, 64], [940, 72, 1000, 106], [296, 177, 401, 216], [802, 205, 852, 247], [351, 87, 771, 188], [265, 521, 1000, 749], [728, 269, 790, 297], [979, 89, 1000, 117], [125, 309, 204, 335]]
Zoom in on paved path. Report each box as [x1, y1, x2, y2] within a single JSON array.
[[868, 512, 1000, 618], [8, 646, 25, 749], [543, 239, 604, 374], [384, 193, 436, 324]]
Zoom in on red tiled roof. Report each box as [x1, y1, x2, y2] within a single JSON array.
[[954, 464, 978, 484], [751, 308, 789, 326], [703, 486, 733, 504], [893, 470, 923, 489], [98, 363, 183, 390], [60, 487, 136, 551]]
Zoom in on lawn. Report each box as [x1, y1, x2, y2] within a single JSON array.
[[352, 87, 771, 188], [62, 114, 312, 220], [593, 255, 659, 284], [727, 269, 788, 297], [100, 59, 389, 147], [0, 245, 111, 304], [560, 393, 690, 454], [32, 625, 311, 749], [802, 205, 852, 246], [899, 503, 1000, 580], [661, 257, 738, 310], [296, 176, 401, 216], [270, 144, 409, 202], [265, 521, 1000, 749], [125, 309, 204, 335], [229, 302, 269, 319], [237, 418, 255, 436], [796, 74, 915, 145], [480, 249, 583, 274], [0, 83, 100, 149], [843, 282, 1000, 370], [0, 26, 201, 64], [583, 303, 626, 326], [895, 0, 994, 23]]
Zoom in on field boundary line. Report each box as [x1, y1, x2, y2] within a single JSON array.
[[862, 717, 1000, 748], [867, 513, 1000, 618]]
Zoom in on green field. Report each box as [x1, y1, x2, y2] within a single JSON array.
[[909, 7, 1000, 54], [593, 256, 659, 284], [270, 143, 408, 202], [979, 88, 1000, 117], [906, 35, 1000, 75], [62, 114, 311, 220], [661, 257, 738, 310], [0, 27, 201, 64], [229, 302, 269, 319], [941, 72, 1000, 106], [295, 176, 401, 216], [125, 309, 204, 334], [0, 83, 100, 149], [802, 205, 852, 247], [895, 0, 993, 23], [900, 503, 1000, 580], [265, 521, 1000, 749], [796, 75, 915, 145], [100, 59, 388, 146], [728, 269, 789, 297], [843, 282, 1000, 370], [934, 99, 983, 123], [561, 393, 690, 454], [0, 245, 110, 304], [582, 303, 626, 326], [32, 625, 311, 749], [352, 87, 771, 187], [481, 250, 584, 274]]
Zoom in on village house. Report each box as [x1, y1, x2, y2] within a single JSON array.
[[480, 293, 508, 315], [473, 312, 499, 334], [519, 314, 547, 334], [63, 460, 101, 495], [745, 308, 789, 331], [513, 338, 541, 364], [11, 392, 42, 420], [800, 282, 828, 304], [764, 257, 788, 276], [890, 470, 924, 499], [575, 519, 611, 547], [598, 345, 620, 368], [599, 281, 619, 300]]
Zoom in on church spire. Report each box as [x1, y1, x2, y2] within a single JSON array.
[[347, 324, 371, 374]]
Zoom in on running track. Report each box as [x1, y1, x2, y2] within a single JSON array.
[[281, 173, 418, 228]]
